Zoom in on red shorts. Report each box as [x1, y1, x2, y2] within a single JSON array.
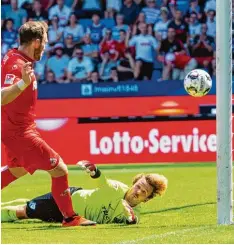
[[2, 129, 60, 175], [195, 57, 213, 66]]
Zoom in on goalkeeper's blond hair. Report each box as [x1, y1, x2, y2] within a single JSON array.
[[132, 173, 168, 200]]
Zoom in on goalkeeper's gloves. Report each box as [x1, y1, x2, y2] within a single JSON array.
[[122, 200, 138, 225], [77, 160, 101, 178]]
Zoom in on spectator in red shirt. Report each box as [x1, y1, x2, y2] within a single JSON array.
[[100, 29, 119, 61], [168, 10, 189, 44], [158, 27, 197, 80], [191, 23, 215, 70]]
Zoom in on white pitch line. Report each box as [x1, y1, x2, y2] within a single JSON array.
[[118, 226, 208, 244]]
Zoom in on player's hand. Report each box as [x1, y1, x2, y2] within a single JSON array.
[[77, 160, 97, 177], [122, 200, 138, 224], [21, 62, 34, 86]]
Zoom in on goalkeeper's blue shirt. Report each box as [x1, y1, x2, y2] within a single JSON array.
[[71, 174, 140, 224]]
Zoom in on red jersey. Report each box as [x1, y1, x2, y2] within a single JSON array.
[[174, 53, 191, 69], [1, 49, 37, 136], [100, 40, 119, 60], [117, 41, 126, 58]]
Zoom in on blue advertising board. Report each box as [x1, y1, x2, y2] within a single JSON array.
[[38, 79, 224, 99]]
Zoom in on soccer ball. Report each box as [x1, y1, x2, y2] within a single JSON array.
[[184, 69, 212, 97]]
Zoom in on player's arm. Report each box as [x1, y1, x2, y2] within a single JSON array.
[[1, 84, 24, 105], [113, 200, 139, 225], [1, 62, 34, 105], [77, 160, 109, 187], [121, 199, 139, 225]]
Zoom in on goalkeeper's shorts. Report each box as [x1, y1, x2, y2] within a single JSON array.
[[26, 187, 82, 222]]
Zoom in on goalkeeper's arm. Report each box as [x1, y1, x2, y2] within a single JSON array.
[[77, 160, 109, 187], [122, 199, 139, 225]]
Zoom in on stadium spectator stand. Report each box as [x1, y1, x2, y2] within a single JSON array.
[[1, 0, 223, 85]]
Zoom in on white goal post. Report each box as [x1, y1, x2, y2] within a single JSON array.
[[216, 0, 233, 225]]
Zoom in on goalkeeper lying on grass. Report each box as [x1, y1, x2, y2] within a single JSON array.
[[2, 161, 168, 225]]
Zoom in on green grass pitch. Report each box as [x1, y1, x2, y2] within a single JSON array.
[[1, 163, 234, 244]]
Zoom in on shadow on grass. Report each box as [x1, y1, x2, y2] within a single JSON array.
[[142, 202, 216, 215]]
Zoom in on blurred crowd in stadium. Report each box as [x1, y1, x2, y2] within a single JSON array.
[[1, 0, 233, 84]]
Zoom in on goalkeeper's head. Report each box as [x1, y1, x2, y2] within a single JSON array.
[[125, 173, 168, 207]]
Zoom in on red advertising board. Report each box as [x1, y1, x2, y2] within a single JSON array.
[[2, 118, 216, 165], [2, 95, 228, 165]]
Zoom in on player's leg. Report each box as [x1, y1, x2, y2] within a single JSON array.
[[1, 188, 81, 223], [1, 146, 28, 189], [25, 191, 63, 222], [22, 135, 96, 226], [49, 162, 96, 226], [1, 198, 30, 206], [25, 187, 82, 223], [1, 166, 28, 189], [47, 160, 75, 219], [1, 202, 28, 222]]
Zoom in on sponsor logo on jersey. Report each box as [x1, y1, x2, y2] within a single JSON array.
[[50, 158, 57, 167], [29, 201, 36, 210], [12, 65, 18, 70], [4, 74, 15, 85]]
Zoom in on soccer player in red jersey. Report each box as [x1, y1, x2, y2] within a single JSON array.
[[1, 21, 96, 227]]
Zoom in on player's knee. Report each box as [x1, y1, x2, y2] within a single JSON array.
[[48, 158, 68, 177], [16, 205, 28, 219], [9, 167, 28, 179]]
